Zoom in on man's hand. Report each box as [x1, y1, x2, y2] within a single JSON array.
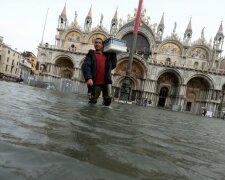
[[86, 79, 93, 86]]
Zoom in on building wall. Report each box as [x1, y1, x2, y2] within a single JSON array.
[[34, 6, 225, 116], [0, 38, 21, 81]]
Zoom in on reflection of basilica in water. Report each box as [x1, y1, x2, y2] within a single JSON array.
[[37, 4, 225, 116]]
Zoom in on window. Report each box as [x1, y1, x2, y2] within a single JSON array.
[[5, 65, 8, 71], [8, 50, 10, 54], [0, 55, 1, 61], [194, 62, 199, 69], [7, 57, 9, 62], [165, 57, 171, 65], [12, 60, 14, 66]]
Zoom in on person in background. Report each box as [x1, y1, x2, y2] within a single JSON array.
[[82, 38, 117, 106], [202, 108, 207, 116]]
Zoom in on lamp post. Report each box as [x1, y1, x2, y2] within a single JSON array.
[[120, 0, 143, 101]]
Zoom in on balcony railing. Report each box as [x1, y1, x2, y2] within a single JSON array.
[[150, 59, 225, 75], [38, 43, 93, 54]]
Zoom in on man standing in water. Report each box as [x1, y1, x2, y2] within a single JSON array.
[[82, 38, 117, 106]]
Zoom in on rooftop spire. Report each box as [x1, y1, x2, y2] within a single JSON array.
[[113, 8, 118, 20], [159, 12, 164, 25], [87, 5, 92, 18], [61, 2, 67, 17], [217, 21, 224, 35], [186, 17, 192, 30]]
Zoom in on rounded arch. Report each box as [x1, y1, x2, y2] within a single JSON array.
[[156, 68, 183, 84], [156, 69, 181, 108], [61, 28, 83, 41], [55, 57, 74, 68], [158, 41, 183, 56], [114, 57, 148, 79], [54, 55, 74, 79], [114, 75, 137, 89], [116, 21, 156, 50], [88, 32, 108, 44], [122, 32, 151, 58], [187, 77, 211, 89], [185, 75, 213, 113], [184, 74, 214, 89], [65, 31, 83, 43], [187, 45, 211, 60]]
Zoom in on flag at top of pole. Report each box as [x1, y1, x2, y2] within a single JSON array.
[[134, 0, 143, 33]]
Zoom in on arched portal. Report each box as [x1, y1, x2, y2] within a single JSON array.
[[114, 59, 145, 79], [158, 87, 169, 107], [113, 59, 146, 101], [55, 57, 74, 79], [122, 33, 151, 59], [157, 71, 180, 108], [186, 77, 211, 113]]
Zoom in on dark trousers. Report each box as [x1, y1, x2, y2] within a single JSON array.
[[89, 84, 112, 106]]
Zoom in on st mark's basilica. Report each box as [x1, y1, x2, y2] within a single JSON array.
[[37, 4, 225, 116]]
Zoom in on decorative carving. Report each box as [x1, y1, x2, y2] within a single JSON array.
[[159, 43, 181, 55], [116, 26, 156, 49], [88, 33, 107, 44], [188, 47, 208, 59], [100, 13, 103, 26], [201, 27, 205, 39], [173, 22, 177, 34], [216, 77, 221, 86]]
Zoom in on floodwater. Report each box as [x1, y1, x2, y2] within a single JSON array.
[[1, 81, 225, 180]]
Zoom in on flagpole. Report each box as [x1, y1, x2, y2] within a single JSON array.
[[120, 0, 143, 101], [126, 0, 143, 76], [41, 8, 49, 45]]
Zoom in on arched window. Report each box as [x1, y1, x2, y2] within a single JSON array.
[[194, 62, 199, 69], [122, 33, 151, 59], [165, 57, 171, 65]]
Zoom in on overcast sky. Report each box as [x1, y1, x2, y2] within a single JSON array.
[[0, 0, 224, 56]]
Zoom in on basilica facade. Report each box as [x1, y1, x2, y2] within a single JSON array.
[[37, 4, 225, 116]]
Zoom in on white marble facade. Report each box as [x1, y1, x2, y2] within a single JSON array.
[[37, 5, 225, 116]]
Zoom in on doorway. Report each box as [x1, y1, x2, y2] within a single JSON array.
[[158, 87, 169, 107]]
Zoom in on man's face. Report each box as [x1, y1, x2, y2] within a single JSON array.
[[94, 39, 103, 51]]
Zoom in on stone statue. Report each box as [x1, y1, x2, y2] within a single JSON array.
[[100, 13, 103, 26], [173, 22, 177, 34], [201, 27, 205, 39], [141, 8, 146, 18], [74, 11, 78, 24], [153, 23, 157, 33], [134, 8, 137, 17], [119, 18, 123, 27], [146, 16, 150, 25], [127, 14, 131, 22]]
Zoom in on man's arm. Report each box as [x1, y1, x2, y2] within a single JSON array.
[[82, 53, 93, 82]]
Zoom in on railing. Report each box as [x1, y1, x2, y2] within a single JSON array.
[[38, 43, 92, 54], [150, 59, 225, 75]]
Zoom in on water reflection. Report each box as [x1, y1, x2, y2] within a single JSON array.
[[1, 81, 225, 179]]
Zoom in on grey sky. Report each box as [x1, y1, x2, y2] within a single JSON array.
[[0, 0, 224, 55]]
